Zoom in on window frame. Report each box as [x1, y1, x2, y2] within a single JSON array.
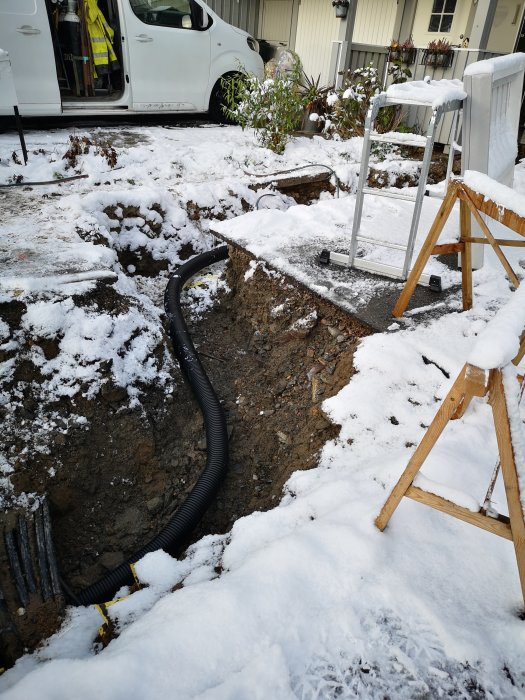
[[428, 0, 457, 34], [128, 0, 211, 31]]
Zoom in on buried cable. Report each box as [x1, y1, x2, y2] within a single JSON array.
[[4, 531, 28, 609], [34, 507, 52, 602], [17, 516, 37, 597], [256, 193, 281, 209], [61, 245, 230, 606]]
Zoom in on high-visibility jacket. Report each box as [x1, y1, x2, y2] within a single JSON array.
[[85, 0, 119, 77]]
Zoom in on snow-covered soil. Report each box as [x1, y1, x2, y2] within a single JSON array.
[[1, 124, 525, 698]]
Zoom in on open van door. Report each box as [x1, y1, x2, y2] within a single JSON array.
[[122, 0, 211, 111], [0, 0, 61, 115]]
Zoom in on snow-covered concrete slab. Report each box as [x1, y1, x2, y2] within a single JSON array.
[[213, 191, 463, 330], [0, 190, 117, 298]]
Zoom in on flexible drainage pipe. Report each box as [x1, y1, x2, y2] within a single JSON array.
[[70, 245, 230, 605]]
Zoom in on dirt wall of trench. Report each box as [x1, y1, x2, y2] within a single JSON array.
[[0, 246, 372, 664]]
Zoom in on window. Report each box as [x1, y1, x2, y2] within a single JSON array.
[[129, 0, 208, 30], [428, 0, 456, 33]]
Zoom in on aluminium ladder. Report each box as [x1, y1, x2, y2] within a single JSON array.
[[324, 86, 464, 286]]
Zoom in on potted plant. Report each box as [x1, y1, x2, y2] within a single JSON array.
[[299, 72, 331, 133], [388, 36, 416, 65], [332, 0, 350, 19], [423, 38, 453, 68]]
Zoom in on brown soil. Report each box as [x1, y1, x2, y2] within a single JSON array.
[[368, 148, 461, 189], [0, 241, 371, 666], [0, 143, 448, 665]]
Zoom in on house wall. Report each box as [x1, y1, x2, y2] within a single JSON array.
[[259, 0, 295, 45], [293, 0, 341, 84], [411, 0, 472, 47], [486, 0, 525, 52], [204, 0, 260, 37], [353, 0, 398, 46]]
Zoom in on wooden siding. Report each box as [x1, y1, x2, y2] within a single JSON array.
[[260, 0, 294, 45], [205, 0, 260, 37], [293, 0, 340, 85], [349, 43, 389, 85], [353, 0, 397, 46]]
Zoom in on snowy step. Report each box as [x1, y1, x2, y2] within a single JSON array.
[[369, 133, 428, 149], [362, 187, 420, 202]]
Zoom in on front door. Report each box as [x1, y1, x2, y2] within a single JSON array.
[[122, 0, 211, 111], [0, 0, 61, 115]]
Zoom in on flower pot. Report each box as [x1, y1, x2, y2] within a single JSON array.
[[401, 48, 416, 65], [422, 49, 453, 68], [389, 47, 416, 65], [388, 49, 401, 62], [301, 107, 323, 133], [335, 5, 348, 18]]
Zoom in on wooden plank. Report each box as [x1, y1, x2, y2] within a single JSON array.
[[465, 363, 487, 397], [431, 243, 464, 254], [460, 197, 473, 311], [392, 180, 459, 318], [512, 332, 525, 366], [465, 237, 525, 247], [405, 486, 513, 541], [451, 364, 487, 419], [375, 364, 468, 531], [461, 185, 525, 237], [460, 186, 520, 289], [489, 370, 525, 605]]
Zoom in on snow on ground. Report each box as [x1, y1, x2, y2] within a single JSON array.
[[1, 123, 525, 698]]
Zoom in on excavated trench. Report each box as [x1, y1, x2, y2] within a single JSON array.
[[0, 247, 372, 665], [0, 149, 454, 666]]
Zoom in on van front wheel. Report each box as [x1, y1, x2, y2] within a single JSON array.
[[208, 77, 236, 124]]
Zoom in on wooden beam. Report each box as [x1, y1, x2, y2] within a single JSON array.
[[405, 486, 513, 540], [488, 370, 525, 605], [465, 237, 525, 247], [460, 197, 473, 311], [513, 332, 525, 366], [459, 186, 520, 289], [375, 364, 467, 531], [431, 243, 464, 254], [460, 185, 525, 237], [452, 364, 487, 418]]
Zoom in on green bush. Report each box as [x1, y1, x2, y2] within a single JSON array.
[[221, 61, 414, 153], [222, 70, 304, 154]]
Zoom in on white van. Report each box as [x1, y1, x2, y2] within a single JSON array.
[[0, 0, 263, 118]]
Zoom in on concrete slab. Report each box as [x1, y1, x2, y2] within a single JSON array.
[[212, 191, 464, 332]]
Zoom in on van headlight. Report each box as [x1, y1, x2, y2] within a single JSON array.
[[247, 36, 259, 53]]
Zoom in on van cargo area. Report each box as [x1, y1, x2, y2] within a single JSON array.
[[47, 0, 123, 102]]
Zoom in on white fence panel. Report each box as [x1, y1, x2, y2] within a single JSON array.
[[462, 53, 525, 267]]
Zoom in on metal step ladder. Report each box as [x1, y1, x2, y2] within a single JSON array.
[[322, 85, 464, 287]]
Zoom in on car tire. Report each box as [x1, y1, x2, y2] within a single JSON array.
[[208, 76, 236, 124]]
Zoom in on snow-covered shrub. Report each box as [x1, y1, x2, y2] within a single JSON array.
[[327, 63, 408, 140], [222, 71, 304, 154]]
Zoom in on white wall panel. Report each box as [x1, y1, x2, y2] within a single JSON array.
[[260, 0, 294, 44], [353, 0, 397, 46], [293, 0, 340, 84]]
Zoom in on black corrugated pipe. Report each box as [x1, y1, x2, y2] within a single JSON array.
[[69, 245, 230, 605]]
